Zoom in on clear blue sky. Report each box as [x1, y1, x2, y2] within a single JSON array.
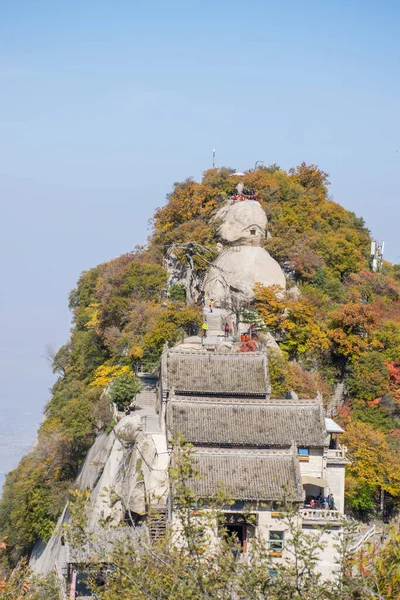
[[0, 0, 399, 473]]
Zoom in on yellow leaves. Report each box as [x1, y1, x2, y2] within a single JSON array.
[[254, 284, 286, 330], [90, 364, 130, 387], [129, 346, 144, 360], [254, 284, 329, 358], [343, 422, 400, 496], [84, 302, 100, 330]]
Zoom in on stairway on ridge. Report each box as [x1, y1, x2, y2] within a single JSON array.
[[207, 312, 223, 332], [134, 385, 160, 433], [203, 307, 233, 344], [326, 381, 345, 417], [135, 387, 157, 408], [148, 506, 168, 539]]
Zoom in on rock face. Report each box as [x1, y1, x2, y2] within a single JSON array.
[[214, 200, 267, 246], [203, 199, 286, 305], [203, 246, 286, 305], [30, 399, 168, 576]]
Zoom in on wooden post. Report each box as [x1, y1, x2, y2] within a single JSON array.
[[69, 570, 77, 599]]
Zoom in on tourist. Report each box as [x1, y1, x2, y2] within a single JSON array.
[[309, 498, 316, 509], [202, 322, 208, 338], [192, 323, 198, 336], [225, 323, 230, 338], [328, 494, 335, 510], [232, 536, 241, 559], [209, 298, 215, 313]]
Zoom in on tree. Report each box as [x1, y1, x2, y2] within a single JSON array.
[[254, 285, 329, 359], [346, 352, 390, 402], [169, 283, 187, 303], [329, 302, 381, 359], [343, 421, 400, 513], [288, 162, 330, 196], [109, 372, 143, 411]]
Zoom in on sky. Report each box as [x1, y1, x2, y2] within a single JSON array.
[[0, 0, 399, 480]]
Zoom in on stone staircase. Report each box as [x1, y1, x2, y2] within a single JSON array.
[[326, 381, 345, 417], [135, 386, 160, 433], [136, 386, 157, 408], [206, 312, 223, 331], [148, 505, 168, 539], [203, 307, 233, 344]]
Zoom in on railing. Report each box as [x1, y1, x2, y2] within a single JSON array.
[[302, 509, 342, 522], [54, 562, 68, 600], [326, 448, 345, 458], [350, 525, 377, 553], [135, 362, 158, 376]]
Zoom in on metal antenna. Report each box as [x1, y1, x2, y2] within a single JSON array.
[[213, 148, 216, 168]]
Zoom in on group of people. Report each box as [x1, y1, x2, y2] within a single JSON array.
[[306, 493, 335, 510], [232, 189, 257, 203], [200, 321, 232, 339]]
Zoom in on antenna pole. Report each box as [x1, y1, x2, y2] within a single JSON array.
[[213, 148, 216, 168]]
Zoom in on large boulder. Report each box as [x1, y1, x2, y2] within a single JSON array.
[[214, 200, 267, 246], [203, 246, 286, 305]]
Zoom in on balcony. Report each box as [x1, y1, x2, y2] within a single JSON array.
[[324, 446, 349, 464], [301, 509, 342, 525]]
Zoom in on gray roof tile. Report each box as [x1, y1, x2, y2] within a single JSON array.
[[164, 352, 269, 395], [168, 400, 327, 447], [188, 450, 303, 502]]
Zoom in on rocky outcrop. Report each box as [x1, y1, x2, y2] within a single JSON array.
[[203, 246, 286, 305], [30, 401, 168, 575], [214, 200, 267, 246], [203, 199, 286, 305]]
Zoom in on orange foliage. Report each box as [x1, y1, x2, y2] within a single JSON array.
[[386, 362, 400, 400]]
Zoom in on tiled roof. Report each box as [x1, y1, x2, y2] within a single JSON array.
[[164, 352, 269, 395], [168, 400, 327, 447], [188, 450, 304, 502]]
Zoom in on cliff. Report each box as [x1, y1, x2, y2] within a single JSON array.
[[1, 162, 400, 567]]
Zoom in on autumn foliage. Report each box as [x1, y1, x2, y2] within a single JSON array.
[[1, 161, 400, 565]]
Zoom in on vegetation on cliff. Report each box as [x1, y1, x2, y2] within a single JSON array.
[[1, 163, 400, 564], [2, 446, 400, 599]]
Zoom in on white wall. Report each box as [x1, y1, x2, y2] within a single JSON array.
[[325, 464, 345, 513], [298, 447, 324, 478], [176, 507, 341, 580]]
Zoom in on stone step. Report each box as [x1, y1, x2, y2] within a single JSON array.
[[206, 315, 223, 328], [148, 506, 168, 539], [135, 392, 157, 407]]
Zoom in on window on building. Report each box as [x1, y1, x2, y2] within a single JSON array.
[[269, 530, 284, 551], [268, 568, 279, 578], [298, 447, 309, 457], [250, 228, 256, 235]]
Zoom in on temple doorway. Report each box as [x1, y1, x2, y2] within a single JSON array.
[[221, 513, 257, 553], [225, 524, 245, 549]]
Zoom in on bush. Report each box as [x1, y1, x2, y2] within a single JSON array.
[[110, 372, 143, 410], [169, 284, 187, 303]]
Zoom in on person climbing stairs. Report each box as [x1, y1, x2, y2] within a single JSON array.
[[202, 307, 233, 344]]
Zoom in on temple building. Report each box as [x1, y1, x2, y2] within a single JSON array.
[[161, 346, 348, 578]]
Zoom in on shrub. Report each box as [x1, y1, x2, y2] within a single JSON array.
[[169, 283, 187, 303], [109, 372, 143, 410]]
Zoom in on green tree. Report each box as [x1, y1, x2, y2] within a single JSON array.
[[169, 283, 187, 303], [109, 372, 143, 410]]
